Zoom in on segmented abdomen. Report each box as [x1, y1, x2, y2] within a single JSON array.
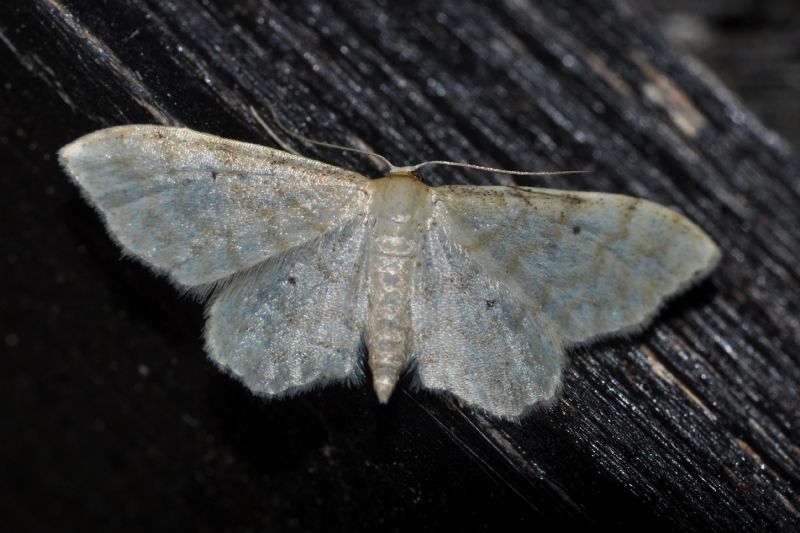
[[367, 233, 417, 401]]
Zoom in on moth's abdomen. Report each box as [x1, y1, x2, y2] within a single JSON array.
[[366, 174, 432, 402], [367, 238, 416, 401]]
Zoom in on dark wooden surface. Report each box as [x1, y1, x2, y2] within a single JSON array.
[[632, 0, 800, 151], [1, 1, 799, 531]]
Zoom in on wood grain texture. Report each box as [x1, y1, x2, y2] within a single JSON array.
[[1, 0, 798, 531], [630, 0, 800, 151]]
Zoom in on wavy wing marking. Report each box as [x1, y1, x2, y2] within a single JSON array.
[[206, 219, 369, 397], [432, 185, 720, 346], [411, 223, 564, 419], [59, 125, 370, 287]]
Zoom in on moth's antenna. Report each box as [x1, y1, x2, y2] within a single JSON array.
[[250, 105, 304, 157], [394, 159, 589, 177], [250, 105, 396, 169], [250, 105, 587, 177]]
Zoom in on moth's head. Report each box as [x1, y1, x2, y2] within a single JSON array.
[[385, 166, 424, 182]]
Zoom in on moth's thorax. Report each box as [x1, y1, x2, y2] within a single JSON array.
[[366, 174, 432, 403], [370, 173, 431, 220]]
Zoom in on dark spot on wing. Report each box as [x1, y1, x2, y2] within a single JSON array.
[[287, 276, 297, 286], [211, 143, 237, 167], [211, 171, 219, 180], [486, 299, 496, 309], [572, 225, 581, 235], [562, 193, 586, 206]]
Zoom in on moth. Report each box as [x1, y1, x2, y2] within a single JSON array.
[[59, 121, 719, 419]]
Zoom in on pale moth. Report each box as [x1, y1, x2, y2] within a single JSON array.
[[59, 112, 719, 419]]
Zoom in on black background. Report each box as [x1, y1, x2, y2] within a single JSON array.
[[2, 1, 799, 531]]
